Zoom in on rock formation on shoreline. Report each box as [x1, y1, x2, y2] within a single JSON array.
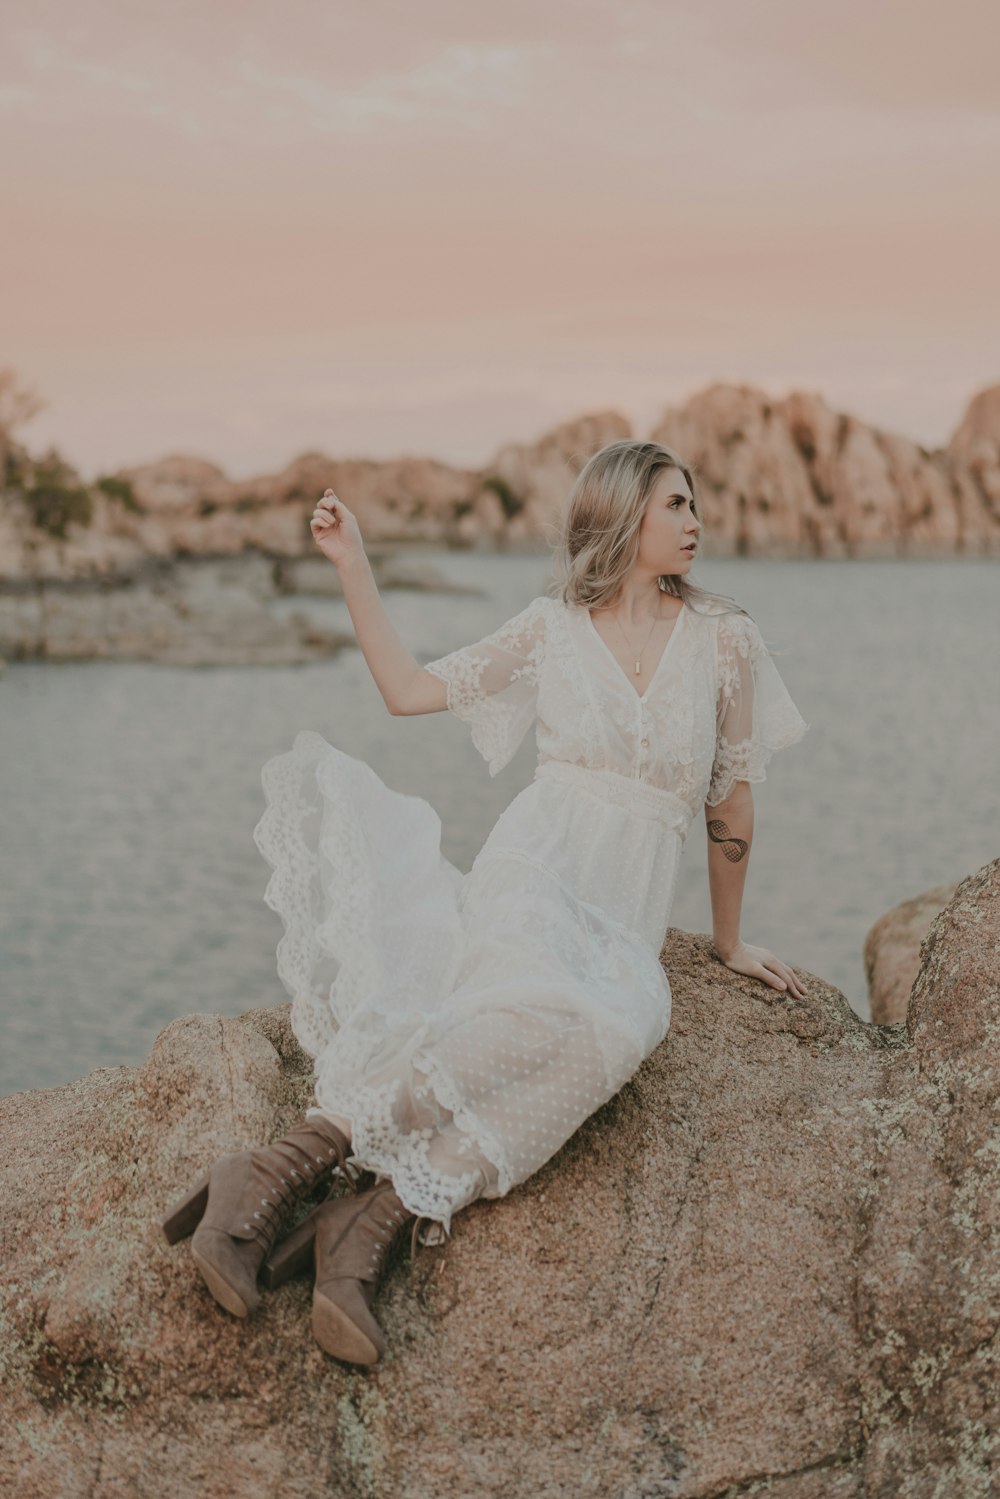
[[0, 549, 474, 670], [0, 553, 353, 668], [862, 882, 960, 1025], [653, 385, 999, 559], [2, 379, 999, 591], [2, 372, 995, 667], [1, 861, 997, 1497]]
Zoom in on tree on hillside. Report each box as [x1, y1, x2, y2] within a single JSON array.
[[0, 367, 45, 489], [0, 367, 138, 536], [0, 369, 93, 534]]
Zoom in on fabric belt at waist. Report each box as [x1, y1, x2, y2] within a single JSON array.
[[532, 760, 693, 835]]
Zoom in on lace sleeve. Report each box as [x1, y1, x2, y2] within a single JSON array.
[[705, 611, 809, 806], [422, 595, 549, 777]]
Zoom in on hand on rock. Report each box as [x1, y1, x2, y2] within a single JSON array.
[[715, 939, 808, 997]]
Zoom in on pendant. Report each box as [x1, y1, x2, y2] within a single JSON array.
[[635, 659, 641, 674]]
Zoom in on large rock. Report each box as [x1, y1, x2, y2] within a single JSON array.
[[123, 455, 236, 513], [946, 382, 1000, 542], [2, 861, 998, 1496], [244, 452, 495, 549], [653, 382, 997, 558], [0, 485, 164, 584], [483, 409, 634, 544], [863, 882, 960, 1024]]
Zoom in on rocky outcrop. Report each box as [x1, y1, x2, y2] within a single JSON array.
[[4, 380, 1000, 591], [0, 554, 350, 667], [946, 383, 1000, 535], [0, 450, 503, 586], [2, 861, 997, 1498], [653, 382, 1000, 558], [0, 550, 478, 666], [272, 551, 478, 599], [481, 409, 633, 545], [863, 883, 960, 1024], [0, 482, 163, 585], [247, 452, 502, 549]]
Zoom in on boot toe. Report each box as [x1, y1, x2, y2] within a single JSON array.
[[312, 1280, 387, 1365], [190, 1226, 264, 1318]]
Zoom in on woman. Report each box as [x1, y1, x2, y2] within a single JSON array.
[[161, 439, 809, 1367]]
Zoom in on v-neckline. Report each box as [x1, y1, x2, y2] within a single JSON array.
[[582, 601, 686, 703]]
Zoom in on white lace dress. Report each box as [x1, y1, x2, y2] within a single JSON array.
[[252, 593, 808, 1233]]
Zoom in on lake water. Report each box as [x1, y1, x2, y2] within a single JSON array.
[[2, 551, 997, 1099]]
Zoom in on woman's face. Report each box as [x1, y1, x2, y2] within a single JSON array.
[[635, 466, 701, 575]]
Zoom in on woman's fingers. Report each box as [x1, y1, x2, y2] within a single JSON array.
[[313, 489, 343, 527], [312, 496, 339, 529], [763, 959, 806, 997], [778, 962, 807, 997], [723, 943, 808, 997]]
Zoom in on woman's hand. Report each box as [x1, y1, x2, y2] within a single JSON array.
[[310, 489, 365, 569], [715, 939, 808, 997]]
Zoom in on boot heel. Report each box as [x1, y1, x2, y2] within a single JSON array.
[[263, 1202, 324, 1289], [160, 1174, 210, 1245]]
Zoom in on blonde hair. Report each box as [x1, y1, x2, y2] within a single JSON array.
[[548, 439, 747, 618]]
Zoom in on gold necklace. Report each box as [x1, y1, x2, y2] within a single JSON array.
[[608, 608, 662, 676]]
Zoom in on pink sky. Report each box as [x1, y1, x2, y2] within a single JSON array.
[[3, 0, 999, 480]]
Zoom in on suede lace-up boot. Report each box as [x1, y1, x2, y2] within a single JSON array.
[[265, 1177, 425, 1365], [160, 1114, 355, 1318]]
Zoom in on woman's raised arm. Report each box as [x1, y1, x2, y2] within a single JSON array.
[[311, 490, 448, 716]]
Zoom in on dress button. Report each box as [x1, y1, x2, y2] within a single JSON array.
[[640, 737, 649, 747]]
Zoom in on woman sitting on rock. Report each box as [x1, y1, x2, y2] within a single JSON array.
[[161, 437, 810, 1366]]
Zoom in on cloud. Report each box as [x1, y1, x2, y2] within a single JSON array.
[[0, 22, 546, 142], [233, 42, 546, 135], [0, 84, 39, 109], [13, 28, 155, 97], [1, 26, 210, 137]]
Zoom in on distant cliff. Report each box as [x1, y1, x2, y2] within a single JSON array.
[[653, 381, 1000, 559], [2, 377, 999, 583]]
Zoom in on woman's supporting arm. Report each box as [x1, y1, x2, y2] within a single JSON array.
[[703, 782, 807, 996], [704, 781, 754, 961]]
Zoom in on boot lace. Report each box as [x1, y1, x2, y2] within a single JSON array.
[[240, 1125, 357, 1251], [406, 1214, 455, 1318], [363, 1188, 447, 1307]]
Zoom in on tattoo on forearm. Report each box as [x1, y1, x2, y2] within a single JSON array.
[[707, 818, 749, 863]]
